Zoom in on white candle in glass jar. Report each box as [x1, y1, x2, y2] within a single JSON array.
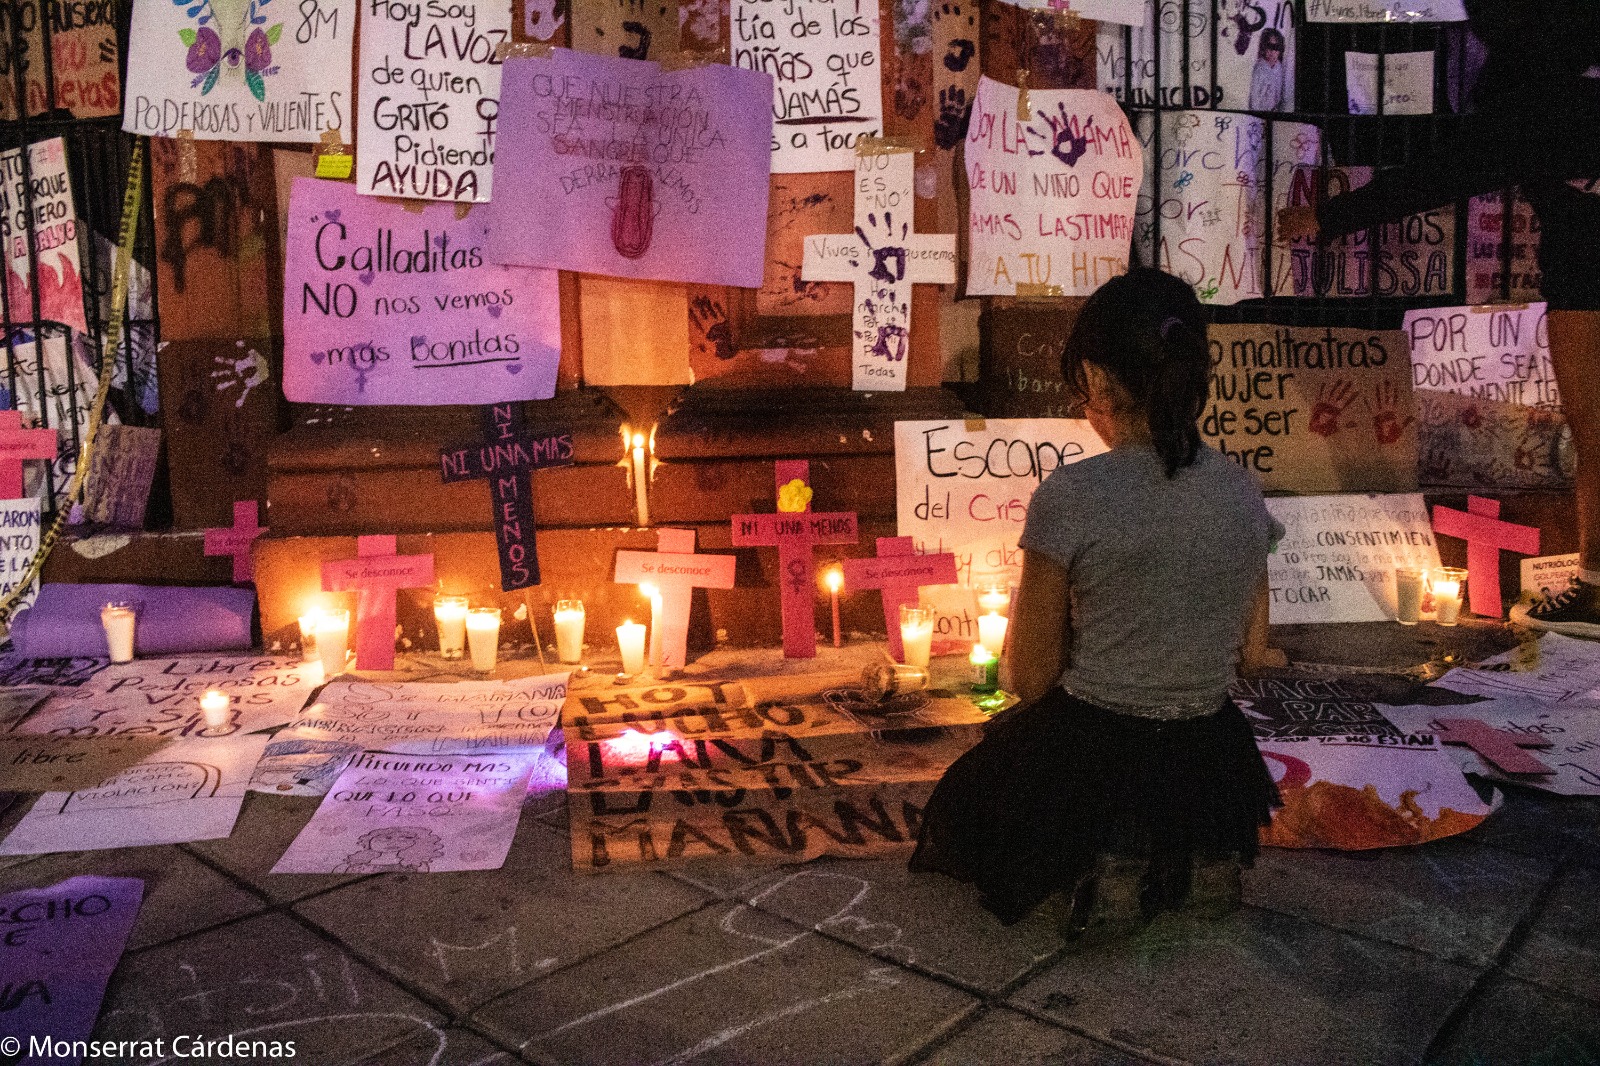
[[199, 689, 231, 728], [1394, 568, 1425, 625], [616, 620, 647, 676], [899, 605, 934, 669], [316, 609, 351, 678], [434, 595, 469, 660], [977, 611, 1008, 657], [978, 587, 1010, 615], [1433, 578, 1463, 626], [466, 608, 502, 672], [297, 607, 323, 661], [554, 600, 585, 664], [100, 603, 136, 663]]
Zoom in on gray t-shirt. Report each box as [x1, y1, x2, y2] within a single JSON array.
[[1017, 444, 1275, 716]]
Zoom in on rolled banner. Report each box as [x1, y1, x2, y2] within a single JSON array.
[[10, 583, 256, 658]]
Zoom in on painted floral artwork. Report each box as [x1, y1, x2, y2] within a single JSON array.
[[177, 0, 282, 101]]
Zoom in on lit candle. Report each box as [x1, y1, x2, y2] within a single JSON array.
[[616, 619, 647, 676], [631, 432, 651, 527], [554, 599, 585, 664], [1432, 567, 1467, 626], [825, 566, 843, 648], [978, 586, 1010, 615], [434, 594, 469, 660], [969, 644, 999, 693], [316, 608, 350, 678], [297, 606, 323, 662], [978, 611, 1008, 657], [466, 607, 502, 672], [1394, 567, 1425, 626], [899, 604, 934, 669], [199, 689, 231, 728], [100, 602, 136, 663], [642, 582, 664, 676]]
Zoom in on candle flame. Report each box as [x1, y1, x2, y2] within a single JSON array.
[[632, 433, 646, 449], [825, 567, 843, 593]]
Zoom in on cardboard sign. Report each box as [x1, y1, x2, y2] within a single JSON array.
[[1381, 699, 1600, 798], [1404, 303, 1556, 408], [271, 750, 539, 873], [80, 424, 163, 528], [283, 178, 562, 405], [0, 0, 121, 119], [1265, 494, 1441, 624], [486, 50, 773, 286], [733, 0, 884, 173], [123, 0, 354, 140], [1258, 734, 1490, 850], [355, 0, 509, 201], [1205, 324, 1417, 493], [0, 876, 144, 1066], [1, 138, 88, 334], [17, 657, 319, 739], [0, 734, 172, 793], [895, 418, 1106, 648], [0, 733, 271, 853], [1136, 112, 1318, 305], [0, 497, 41, 612], [1230, 676, 1402, 740], [1305, 0, 1464, 21], [0, 685, 50, 730], [1346, 50, 1434, 115], [1415, 390, 1573, 491], [978, 300, 1083, 419], [1466, 191, 1541, 305], [965, 77, 1141, 297], [1098, 0, 1295, 112], [801, 148, 955, 392], [1523, 553, 1580, 600]]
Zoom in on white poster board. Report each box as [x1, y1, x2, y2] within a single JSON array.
[[1432, 633, 1600, 704], [1098, 0, 1296, 113], [1009, 0, 1145, 23], [1404, 302, 1557, 408], [732, 0, 883, 174], [965, 77, 1141, 297], [270, 750, 538, 873], [1, 138, 87, 334], [0, 497, 40, 611], [1265, 494, 1441, 624], [1346, 51, 1434, 115], [123, 0, 354, 141], [1380, 699, 1600, 798], [356, 0, 509, 200], [1523, 553, 1580, 599], [895, 418, 1107, 648], [1306, 0, 1465, 22]]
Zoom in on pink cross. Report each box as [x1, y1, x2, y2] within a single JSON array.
[[204, 500, 267, 583], [321, 535, 435, 671], [0, 410, 57, 499], [1432, 496, 1540, 617], [1434, 717, 1553, 776], [730, 460, 859, 658], [614, 528, 736, 671], [841, 536, 959, 660]]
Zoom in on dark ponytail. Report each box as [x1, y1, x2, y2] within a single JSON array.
[[1062, 268, 1210, 478]]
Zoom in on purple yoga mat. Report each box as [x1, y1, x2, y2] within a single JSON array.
[[9, 583, 256, 658]]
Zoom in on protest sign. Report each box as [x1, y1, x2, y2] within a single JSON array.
[[1205, 324, 1417, 493], [251, 674, 568, 795], [0, 685, 50, 730], [1306, 0, 1465, 21], [282, 178, 561, 405], [355, 0, 508, 200], [1432, 633, 1600, 704], [0, 658, 105, 689], [2, 333, 111, 492], [1135, 112, 1318, 305], [1258, 733, 1491, 850], [1098, 0, 1295, 112], [1, 138, 87, 334], [733, 0, 884, 173], [0, 733, 271, 853], [965, 77, 1141, 297], [1404, 303, 1556, 408], [0, 734, 171, 793], [1009, 0, 1144, 22], [978, 300, 1084, 419], [0, 0, 121, 119], [1230, 676, 1403, 740], [18, 657, 318, 739], [1381, 699, 1600, 798], [1415, 389, 1573, 491], [1466, 191, 1541, 304], [80, 424, 163, 527], [1346, 51, 1434, 115], [123, 0, 353, 141], [895, 418, 1106, 648], [486, 51, 773, 287], [1264, 494, 1441, 624], [0, 876, 143, 1066], [0, 497, 40, 611], [570, 0, 678, 59], [271, 750, 539, 873], [1523, 553, 1580, 600]]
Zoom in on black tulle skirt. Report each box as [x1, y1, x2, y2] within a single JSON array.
[[909, 687, 1281, 925]]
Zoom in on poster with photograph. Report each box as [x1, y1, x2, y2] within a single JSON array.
[[1098, 0, 1295, 113]]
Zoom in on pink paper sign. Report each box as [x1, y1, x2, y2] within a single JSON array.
[[203, 500, 266, 583], [484, 50, 774, 287], [0, 409, 56, 499], [282, 178, 562, 406], [321, 535, 435, 672], [614, 528, 736, 671], [842, 536, 959, 660]]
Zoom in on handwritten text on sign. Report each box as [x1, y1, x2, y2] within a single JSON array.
[[1305, 0, 1464, 22], [1099, 0, 1296, 112], [485, 50, 773, 286], [123, 0, 352, 141], [282, 178, 561, 405], [356, 0, 509, 200], [0, 497, 40, 611], [895, 418, 1106, 646], [1265, 494, 1440, 625], [733, 0, 883, 173], [966, 78, 1141, 296], [1, 137, 87, 334], [0, 0, 121, 119], [1404, 302, 1557, 408]]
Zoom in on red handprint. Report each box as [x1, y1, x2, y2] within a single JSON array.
[[1309, 379, 1357, 437], [1364, 380, 1415, 446]]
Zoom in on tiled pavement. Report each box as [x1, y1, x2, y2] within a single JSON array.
[[1, 781, 1597, 1066]]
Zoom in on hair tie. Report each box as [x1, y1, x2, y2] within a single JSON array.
[[1159, 315, 1186, 340]]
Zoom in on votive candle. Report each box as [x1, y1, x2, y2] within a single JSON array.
[[554, 599, 585, 664], [969, 644, 999, 693], [434, 595, 469, 660], [100, 602, 136, 663], [466, 607, 502, 672], [316, 608, 351, 678], [899, 604, 934, 669], [978, 586, 1010, 615], [297, 606, 323, 661], [978, 611, 1008, 657], [1432, 568, 1467, 626], [1395, 567, 1426, 626], [825, 567, 843, 648], [617, 619, 647, 676], [199, 689, 231, 728]]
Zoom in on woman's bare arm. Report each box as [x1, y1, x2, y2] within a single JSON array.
[[1240, 569, 1287, 675], [1003, 550, 1072, 703]]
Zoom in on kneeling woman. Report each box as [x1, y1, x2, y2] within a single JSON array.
[[911, 269, 1281, 934]]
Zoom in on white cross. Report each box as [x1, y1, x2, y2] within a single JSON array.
[[801, 148, 956, 392]]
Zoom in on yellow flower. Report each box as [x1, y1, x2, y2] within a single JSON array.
[[776, 478, 813, 513]]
